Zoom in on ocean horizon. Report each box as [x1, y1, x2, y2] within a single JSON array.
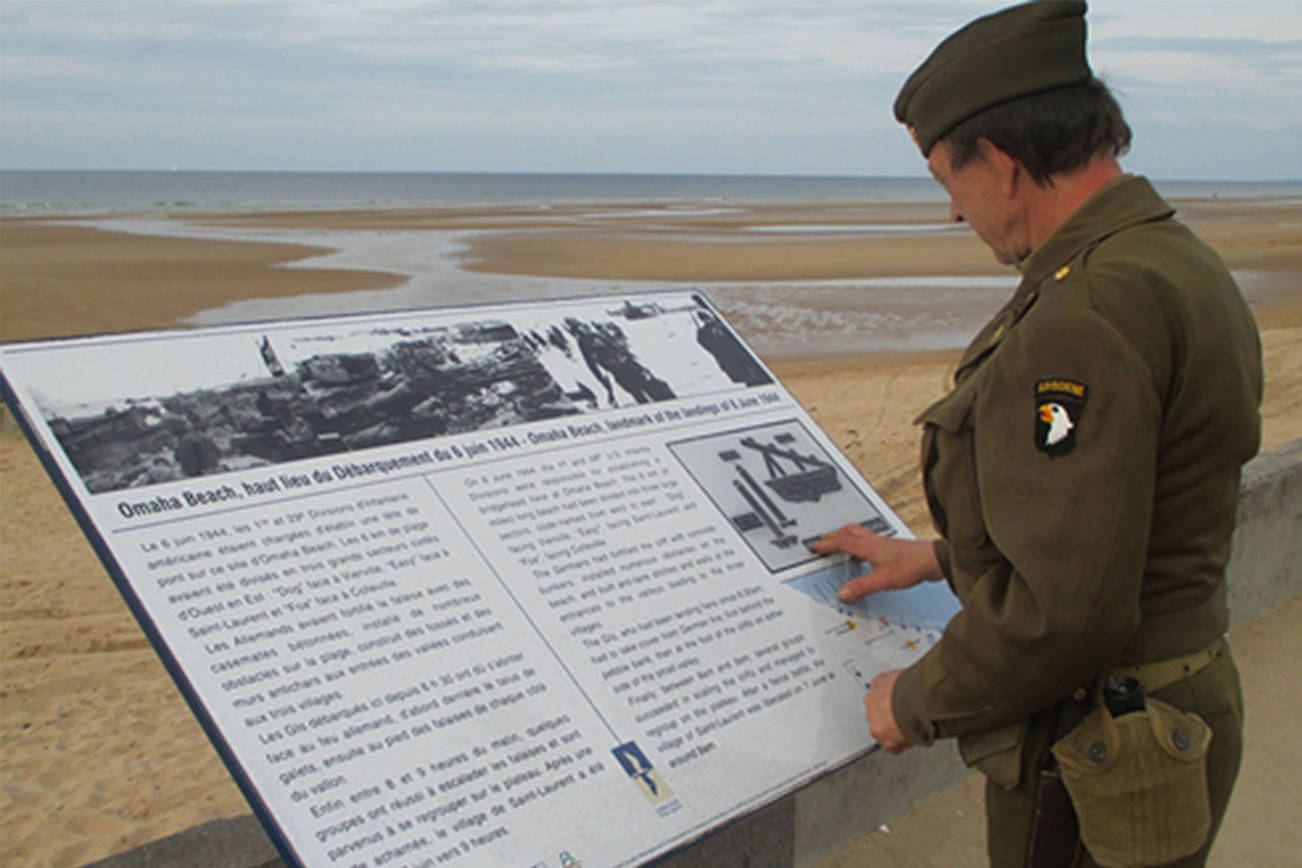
[[3, 169, 1302, 217]]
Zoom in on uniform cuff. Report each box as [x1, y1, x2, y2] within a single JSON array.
[[891, 660, 938, 747]]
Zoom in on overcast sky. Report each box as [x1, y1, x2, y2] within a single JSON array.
[[2, 1, 1299, 179]]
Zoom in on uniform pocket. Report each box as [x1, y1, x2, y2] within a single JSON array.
[[1052, 699, 1212, 867], [916, 387, 986, 549], [958, 720, 1028, 789]]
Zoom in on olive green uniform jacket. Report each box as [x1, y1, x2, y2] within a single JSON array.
[[891, 175, 1263, 762]]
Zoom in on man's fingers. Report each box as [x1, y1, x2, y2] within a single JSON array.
[[810, 524, 879, 559], [863, 669, 910, 753], [815, 526, 936, 599], [837, 570, 894, 601]]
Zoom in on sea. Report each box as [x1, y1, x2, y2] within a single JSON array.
[[5, 169, 1301, 216], [3, 170, 1299, 356], [0, 170, 962, 215]]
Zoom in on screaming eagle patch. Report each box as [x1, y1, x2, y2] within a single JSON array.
[[1034, 378, 1088, 457]]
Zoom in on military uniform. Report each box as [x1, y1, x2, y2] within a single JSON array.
[[890, 174, 1262, 865], [879, 2, 1266, 863]]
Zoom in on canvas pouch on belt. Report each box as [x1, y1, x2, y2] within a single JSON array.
[[1051, 695, 1213, 867]]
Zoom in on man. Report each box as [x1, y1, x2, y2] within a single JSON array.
[[812, 2, 1262, 866]]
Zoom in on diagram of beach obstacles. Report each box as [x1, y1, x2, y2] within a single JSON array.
[[668, 419, 891, 572], [1, 290, 955, 868], [669, 420, 953, 664]]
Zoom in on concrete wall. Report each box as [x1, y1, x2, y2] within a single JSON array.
[[85, 439, 1302, 868], [1224, 437, 1302, 626]]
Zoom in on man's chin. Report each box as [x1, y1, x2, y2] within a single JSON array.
[[990, 246, 1029, 267]]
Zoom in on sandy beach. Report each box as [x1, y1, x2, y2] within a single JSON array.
[[1, 196, 1299, 867]]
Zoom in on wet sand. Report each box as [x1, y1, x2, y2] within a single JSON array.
[[0, 196, 1299, 866]]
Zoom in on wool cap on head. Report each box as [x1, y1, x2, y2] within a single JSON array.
[[894, 0, 1091, 155]]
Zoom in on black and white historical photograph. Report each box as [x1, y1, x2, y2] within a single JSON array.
[[667, 418, 889, 573], [4, 293, 772, 494]]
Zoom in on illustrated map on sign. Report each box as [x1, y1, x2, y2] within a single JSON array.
[[786, 556, 956, 633], [786, 558, 958, 691]]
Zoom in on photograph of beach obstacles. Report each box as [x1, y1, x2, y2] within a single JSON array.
[[15, 296, 766, 495]]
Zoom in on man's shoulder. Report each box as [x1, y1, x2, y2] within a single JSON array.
[[1080, 213, 1237, 317], [1094, 210, 1213, 263], [1035, 223, 1193, 343]]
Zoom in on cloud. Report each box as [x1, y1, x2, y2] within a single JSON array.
[[1, 0, 1299, 177]]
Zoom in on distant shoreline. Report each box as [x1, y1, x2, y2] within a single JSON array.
[[3, 194, 1298, 358], [4, 168, 1301, 219]]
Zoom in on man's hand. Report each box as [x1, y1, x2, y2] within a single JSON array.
[[809, 525, 944, 602], [865, 669, 910, 754]]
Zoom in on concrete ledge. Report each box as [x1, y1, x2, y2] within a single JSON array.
[[1226, 437, 1302, 625], [83, 817, 282, 868], [792, 738, 968, 868], [83, 439, 1302, 868]]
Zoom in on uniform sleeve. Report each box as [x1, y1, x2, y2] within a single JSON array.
[[893, 303, 1163, 744]]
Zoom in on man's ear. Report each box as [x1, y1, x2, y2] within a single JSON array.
[[978, 139, 1021, 197]]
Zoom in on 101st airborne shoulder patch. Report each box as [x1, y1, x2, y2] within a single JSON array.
[[1034, 378, 1089, 457]]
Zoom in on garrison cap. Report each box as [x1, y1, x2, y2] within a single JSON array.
[[894, 1, 1091, 155]]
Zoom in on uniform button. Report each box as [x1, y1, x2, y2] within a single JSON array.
[[1072, 688, 1089, 703], [1173, 728, 1191, 751], [1088, 741, 1107, 763]]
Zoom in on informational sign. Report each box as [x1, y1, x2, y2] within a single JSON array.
[[1, 291, 956, 868]]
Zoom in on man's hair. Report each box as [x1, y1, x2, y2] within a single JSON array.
[[941, 78, 1132, 185]]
